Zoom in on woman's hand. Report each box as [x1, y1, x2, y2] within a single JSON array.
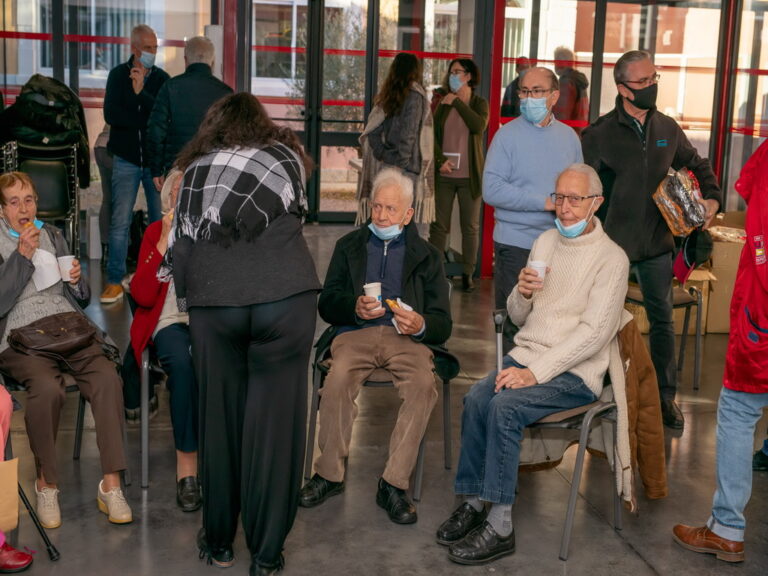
[[156, 209, 174, 256], [494, 366, 537, 392], [441, 93, 457, 106], [17, 225, 40, 260], [456, 83, 471, 103], [439, 160, 454, 175], [68, 258, 81, 285]]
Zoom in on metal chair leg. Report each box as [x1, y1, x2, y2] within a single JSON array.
[[141, 348, 150, 488], [73, 393, 85, 460], [693, 289, 703, 391], [412, 435, 426, 502], [443, 378, 451, 469], [612, 417, 622, 532], [304, 364, 323, 480], [559, 405, 601, 561], [678, 306, 691, 372]]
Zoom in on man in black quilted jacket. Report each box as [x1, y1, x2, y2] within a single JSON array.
[[146, 36, 232, 192]]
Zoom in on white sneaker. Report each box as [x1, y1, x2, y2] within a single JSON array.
[[97, 480, 133, 524], [35, 484, 61, 529]]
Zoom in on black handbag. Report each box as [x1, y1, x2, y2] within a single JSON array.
[[8, 311, 97, 358]]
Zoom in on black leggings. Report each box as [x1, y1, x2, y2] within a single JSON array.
[[190, 291, 317, 568]]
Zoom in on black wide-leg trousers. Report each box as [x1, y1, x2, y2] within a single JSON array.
[[189, 291, 317, 568]]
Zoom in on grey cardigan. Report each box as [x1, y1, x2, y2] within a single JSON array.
[[368, 88, 424, 176], [0, 225, 91, 346]]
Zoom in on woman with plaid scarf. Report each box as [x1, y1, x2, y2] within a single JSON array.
[[166, 93, 321, 576]]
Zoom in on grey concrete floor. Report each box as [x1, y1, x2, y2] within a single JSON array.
[[7, 224, 768, 575]]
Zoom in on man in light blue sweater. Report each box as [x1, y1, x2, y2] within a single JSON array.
[[483, 67, 583, 351]]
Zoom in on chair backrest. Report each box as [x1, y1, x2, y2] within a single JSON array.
[[15, 142, 77, 220], [18, 159, 70, 217]]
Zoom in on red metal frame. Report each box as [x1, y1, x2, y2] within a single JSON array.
[[480, 0, 508, 278], [712, 1, 740, 181]]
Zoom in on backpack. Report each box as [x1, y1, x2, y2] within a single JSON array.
[[6, 74, 91, 188]]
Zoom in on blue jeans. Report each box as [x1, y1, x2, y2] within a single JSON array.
[[454, 356, 597, 504], [708, 386, 768, 542], [107, 155, 161, 284], [154, 323, 198, 453], [632, 252, 676, 399]]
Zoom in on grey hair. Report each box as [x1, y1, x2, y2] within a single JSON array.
[[160, 169, 184, 213], [372, 168, 414, 208], [185, 36, 215, 66], [554, 46, 574, 62], [131, 24, 156, 47], [559, 163, 603, 197], [614, 50, 652, 84], [524, 66, 560, 91]]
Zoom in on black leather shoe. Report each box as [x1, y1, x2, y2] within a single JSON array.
[[375, 478, 417, 524], [448, 521, 516, 565], [177, 476, 202, 512], [661, 399, 685, 430], [299, 474, 344, 508], [249, 554, 284, 575], [461, 274, 475, 293], [436, 502, 488, 545], [197, 527, 234, 568]]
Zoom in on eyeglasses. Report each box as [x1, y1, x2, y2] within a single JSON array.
[[450, 69, 467, 76], [550, 193, 600, 207], [517, 88, 553, 98], [623, 73, 660, 87]]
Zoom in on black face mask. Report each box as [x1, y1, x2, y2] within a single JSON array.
[[623, 82, 657, 110]]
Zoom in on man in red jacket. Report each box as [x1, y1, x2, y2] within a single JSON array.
[[673, 140, 768, 563]]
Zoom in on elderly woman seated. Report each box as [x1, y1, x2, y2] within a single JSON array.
[[0, 172, 131, 529], [129, 169, 200, 512]]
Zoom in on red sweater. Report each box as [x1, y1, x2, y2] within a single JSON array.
[[725, 140, 768, 393], [129, 221, 170, 366]]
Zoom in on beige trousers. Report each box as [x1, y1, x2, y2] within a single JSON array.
[[314, 326, 437, 490]]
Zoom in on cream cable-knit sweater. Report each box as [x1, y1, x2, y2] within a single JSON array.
[[507, 218, 629, 395]]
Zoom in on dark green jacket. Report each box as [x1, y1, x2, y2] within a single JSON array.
[[433, 91, 489, 199]]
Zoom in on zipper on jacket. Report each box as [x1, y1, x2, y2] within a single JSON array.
[[380, 242, 389, 279]]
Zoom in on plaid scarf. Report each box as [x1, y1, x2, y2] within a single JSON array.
[[159, 143, 307, 282]]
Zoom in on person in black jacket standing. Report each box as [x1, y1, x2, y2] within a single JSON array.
[[582, 50, 722, 430], [101, 24, 169, 304], [146, 36, 232, 192]]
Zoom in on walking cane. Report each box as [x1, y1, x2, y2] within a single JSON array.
[[18, 483, 60, 561]]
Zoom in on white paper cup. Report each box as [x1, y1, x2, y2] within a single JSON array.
[[529, 260, 547, 279], [363, 282, 382, 308], [57, 255, 75, 282]]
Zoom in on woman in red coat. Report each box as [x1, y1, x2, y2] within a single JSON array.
[[673, 140, 768, 563], [129, 169, 200, 511]]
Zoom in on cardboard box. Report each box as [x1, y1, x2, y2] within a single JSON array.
[[625, 269, 715, 335], [707, 238, 745, 333]]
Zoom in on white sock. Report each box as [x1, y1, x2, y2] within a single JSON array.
[[465, 496, 484, 512], [487, 503, 513, 537]]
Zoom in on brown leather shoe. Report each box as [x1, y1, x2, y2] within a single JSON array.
[[672, 524, 744, 563]]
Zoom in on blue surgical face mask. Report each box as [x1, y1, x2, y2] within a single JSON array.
[[520, 97, 549, 125], [368, 222, 404, 242], [555, 198, 598, 239], [6, 218, 44, 238], [139, 51, 156, 69], [449, 75, 464, 93]]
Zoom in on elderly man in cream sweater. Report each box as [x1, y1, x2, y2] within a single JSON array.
[[436, 163, 629, 565]]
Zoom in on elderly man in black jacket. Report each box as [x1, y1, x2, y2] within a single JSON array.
[[582, 50, 722, 430], [146, 36, 232, 192], [299, 168, 452, 525], [101, 24, 169, 304]]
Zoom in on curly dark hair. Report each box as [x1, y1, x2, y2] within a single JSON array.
[[175, 92, 313, 175], [440, 58, 480, 94], [375, 52, 422, 116]]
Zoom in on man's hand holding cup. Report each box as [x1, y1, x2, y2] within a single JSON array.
[[517, 261, 547, 299], [355, 295, 385, 320]]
